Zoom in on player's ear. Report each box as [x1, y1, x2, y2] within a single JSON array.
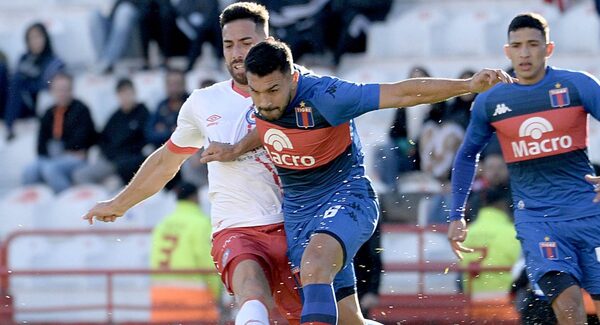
[[545, 41, 555, 58], [503, 44, 510, 60], [292, 71, 299, 82]]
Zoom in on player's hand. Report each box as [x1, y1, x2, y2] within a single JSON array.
[[200, 141, 239, 163], [447, 218, 473, 260], [585, 174, 600, 203], [468, 69, 518, 93], [82, 200, 126, 225]]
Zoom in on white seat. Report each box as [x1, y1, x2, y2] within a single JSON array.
[[367, 7, 444, 58], [0, 185, 54, 240], [73, 73, 118, 130], [553, 2, 600, 55], [132, 70, 166, 112], [41, 184, 109, 230], [435, 10, 499, 57]]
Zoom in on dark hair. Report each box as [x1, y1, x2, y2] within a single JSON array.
[[116, 78, 134, 92], [220, 2, 269, 31], [508, 13, 549, 42], [245, 40, 293, 77], [52, 71, 73, 84], [175, 182, 198, 200], [25, 22, 54, 57]]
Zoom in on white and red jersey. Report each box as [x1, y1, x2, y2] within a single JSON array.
[[167, 80, 283, 234]]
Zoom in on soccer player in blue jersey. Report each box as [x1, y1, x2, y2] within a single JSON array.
[[448, 13, 600, 324], [238, 40, 513, 325]]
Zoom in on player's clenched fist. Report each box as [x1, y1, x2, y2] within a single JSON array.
[[468, 69, 518, 93], [82, 200, 125, 225]]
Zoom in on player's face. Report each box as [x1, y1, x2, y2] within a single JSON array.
[[222, 20, 266, 85], [247, 70, 296, 121], [504, 27, 554, 85]]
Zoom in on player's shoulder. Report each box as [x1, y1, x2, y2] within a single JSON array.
[[551, 66, 598, 84], [190, 80, 232, 97]]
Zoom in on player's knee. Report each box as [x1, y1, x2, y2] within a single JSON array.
[[300, 253, 338, 284], [231, 259, 272, 307], [538, 271, 581, 305]]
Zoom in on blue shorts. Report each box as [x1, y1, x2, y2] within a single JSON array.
[[516, 214, 600, 295], [284, 189, 379, 295]]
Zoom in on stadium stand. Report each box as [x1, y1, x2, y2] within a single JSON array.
[[1, 0, 600, 323]]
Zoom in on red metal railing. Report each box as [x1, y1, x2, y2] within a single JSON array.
[[0, 225, 516, 324]]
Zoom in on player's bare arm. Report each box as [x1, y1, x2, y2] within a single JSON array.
[[447, 218, 474, 260], [379, 68, 516, 109], [200, 128, 262, 163], [82, 145, 192, 224], [585, 174, 600, 203]]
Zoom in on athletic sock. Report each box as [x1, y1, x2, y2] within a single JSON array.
[[235, 299, 269, 325], [300, 283, 337, 325]]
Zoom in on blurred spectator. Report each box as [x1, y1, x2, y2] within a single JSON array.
[[172, 0, 222, 71], [460, 187, 521, 296], [73, 78, 149, 186], [326, 0, 392, 65], [150, 182, 220, 322], [140, 1, 190, 69], [465, 153, 511, 222], [94, 0, 148, 73], [4, 22, 65, 140], [95, 0, 196, 72], [374, 66, 428, 192], [354, 222, 382, 318], [445, 69, 477, 129], [0, 51, 8, 122], [145, 68, 188, 147], [22, 73, 96, 193], [260, 0, 330, 62]]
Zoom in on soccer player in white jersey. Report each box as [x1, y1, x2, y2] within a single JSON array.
[[83, 3, 302, 324]]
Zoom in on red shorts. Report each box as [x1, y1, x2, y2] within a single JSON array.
[[211, 223, 301, 323]]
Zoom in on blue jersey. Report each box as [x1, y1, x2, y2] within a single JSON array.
[[255, 70, 380, 219], [451, 67, 600, 223]]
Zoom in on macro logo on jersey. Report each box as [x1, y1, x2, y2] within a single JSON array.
[[263, 129, 316, 167], [256, 119, 352, 170], [491, 107, 587, 163], [549, 84, 570, 108], [295, 101, 315, 128], [513, 117, 572, 158]]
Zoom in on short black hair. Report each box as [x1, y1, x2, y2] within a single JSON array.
[[508, 13, 549, 42], [245, 40, 293, 77], [220, 2, 269, 31], [116, 78, 134, 92], [175, 182, 198, 201]]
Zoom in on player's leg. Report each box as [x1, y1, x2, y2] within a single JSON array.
[[538, 272, 585, 325], [334, 265, 383, 325], [516, 220, 585, 325], [211, 227, 275, 325], [574, 215, 600, 322], [297, 196, 379, 324], [299, 232, 343, 324], [337, 291, 364, 324], [231, 258, 273, 325]]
